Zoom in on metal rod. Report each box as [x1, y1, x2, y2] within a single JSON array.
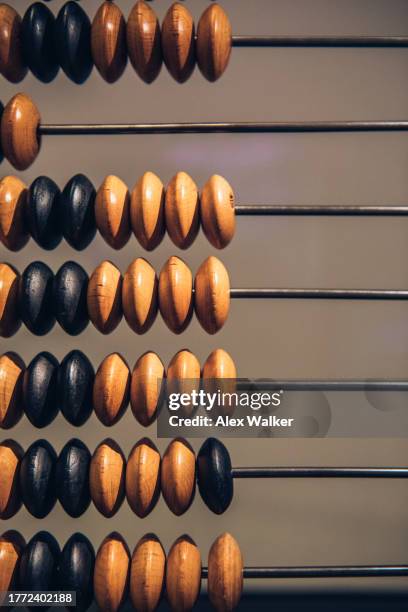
[[201, 566, 408, 579], [232, 467, 408, 478], [230, 288, 408, 300], [236, 379, 408, 391], [232, 35, 408, 48], [235, 204, 408, 216]]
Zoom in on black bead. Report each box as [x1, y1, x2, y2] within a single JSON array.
[[55, 2, 93, 84], [0, 100, 4, 164], [59, 533, 94, 612], [21, 3, 59, 83], [20, 440, 57, 518], [56, 439, 91, 517], [53, 262, 89, 335], [58, 350, 94, 426], [26, 177, 62, 250], [19, 531, 60, 593], [197, 438, 233, 514], [60, 174, 96, 250], [18, 261, 55, 335], [23, 352, 59, 427]]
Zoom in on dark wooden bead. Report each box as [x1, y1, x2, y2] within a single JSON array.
[[19, 531, 60, 592], [58, 350, 94, 426], [18, 261, 55, 336], [60, 174, 96, 250], [197, 438, 233, 514], [55, 2, 93, 84], [26, 176, 62, 250], [21, 3, 59, 83], [56, 439, 91, 517], [20, 440, 57, 518], [53, 262, 89, 335], [59, 533, 95, 612], [23, 352, 59, 428]]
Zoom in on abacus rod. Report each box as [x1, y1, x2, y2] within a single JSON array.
[[236, 379, 408, 391], [201, 566, 408, 579], [235, 204, 408, 216], [232, 35, 408, 48], [232, 467, 408, 478], [230, 288, 408, 299]]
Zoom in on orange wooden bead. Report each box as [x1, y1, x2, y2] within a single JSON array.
[[165, 172, 200, 249], [127, 1, 162, 83], [87, 260, 123, 334], [122, 258, 158, 334], [93, 353, 130, 426], [161, 438, 195, 515], [91, 1, 127, 83], [200, 175, 235, 249], [94, 533, 130, 612], [130, 534, 165, 612], [95, 175, 131, 249], [162, 3, 195, 83], [0, 263, 21, 338], [194, 256, 230, 334], [130, 171, 165, 251], [0, 530, 25, 592], [0, 93, 41, 171], [167, 349, 200, 418], [202, 348, 237, 416], [126, 438, 161, 517], [208, 533, 243, 612], [0, 440, 23, 519], [197, 4, 232, 82], [130, 351, 165, 427], [0, 352, 25, 429], [166, 535, 201, 611], [0, 4, 27, 83], [90, 439, 126, 517], [158, 256, 193, 334], [0, 176, 29, 251]]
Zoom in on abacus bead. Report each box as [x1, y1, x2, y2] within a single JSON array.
[[0, 5, 27, 82], [197, 4, 232, 82], [59, 534, 95, 612], [90, 439, 125, 517], [0, 176, 28, 251], [0, 93, 41, 171], [60, 174, 96, 250], [166, 536, 201, 611], [130, 351, 165, 427], [93, 353, 130, 426], [23, 352, 59, 428], [0, 531, 25, 591], [158, 256, 193, 334], [0, 353, 25, 429], [122, 258, 158, 334], [162, 3, 195, 83], [87, 261, 123, 334], [130, 535, 165, 612], [0, 263, 20, 337], [126, 438, 161, 517], [19, 532, 60, 591], [19, 261, 55, 335], [53, 261, 89, 335], [56, 439, 91, 517], [165, 172, 199, 249], [127, 1, 162, 84], [26, 176, 62, 250], [95, 175, 130, 249], [0, 100, 3, 163], [130, 171, 165, 250], [91, 1, 127, 83], [167, 349, 200, 417], [201, 175, 235, 248], [194, 256, 230, 334], [94, 533, 130, 612], [20, 440, 57, 518], [161, 438, 195, 515], [21, 3, 58, 82], [55, 2, 93, 84], [197, 438, 233, 514], [58, 350, 94, 426], [0, 441, 23, 518], [208, 533, 243, 612], [202, 348, 237, 416]]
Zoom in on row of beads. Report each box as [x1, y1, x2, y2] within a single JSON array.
[[0, 173, 235, 251], [0, 437, 231, 518], [0, 1, 231, 84], [1, 530, 242, 612]]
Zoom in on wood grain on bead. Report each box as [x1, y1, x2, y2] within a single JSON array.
[[20, 440, 57, 518], [54, 261, 89, 335], [95, 175, 130, 249], [122, 258, 158, 334], [58, 350, 94, 426], [19, 531, 60, 592], [23, 352, 59, 428], [208, 533, 243, 612], [0, 531, 25, 592], [130, 171, 165, 250], [21, 3, 58, 82], [166, 535, 201, 611], [59, 534, 95, 612], [158, 256, 193, 334], [201, 175, 235, 248], [194, 256, 230, 334], [161, 438, 195, 515], [0, 441, 23, 519], [56, 439, 91, 518], [197, 4, 232, 82], [94, 533, 130, 612], [0, 263, 20, 337], [0, 353, 25, 429], [0, 176, 28, 251], [130, 534, 165, 612], [162, 3, 195, 83], [167, 350, 200, 418], [93, 353, 130, 426], [90, 439, 125, 517], [19, 261, 55, 336], [0, 93, 41, 171], [26, 176, 62, 250], [165, 172, 199, 249], [91, 1, 127, 83], [0, 4, 27, 82], [87, 261, 123, 334], [130, 351, 165, 427], [127, 1, 162, 83], [55, 2, 93, 84], [60, 174, 96, 250], [126, 438, 160, 517], [197, 438, 233, 514], [202, 349, 237, 416]]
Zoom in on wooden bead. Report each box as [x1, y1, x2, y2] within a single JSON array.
[[167, 350, 200, 418], [0, 100, 3, 164], [197, 4, 232, 82], [26, 176, 62, 250], [60, 174, 96, 250], [92, 1, 127, 83], [0, 353, 25, 429], [130, 171, 165, 250], [122, 258, 158, 334], [93, 353, 130, 426], [0, 93, 41, 171], [130, 534, 165, 612], [19, 261, 55, 336], [0, 176, 28, 251], [0, 263, 20, 337], [0, 4, 27, 82], [90, 439, 126, 517], [130, 351, 165, 427], [0, 441, 23, 519], [95, 175, 131, 249], [58, 350, 94, 426], [194, 256, 230, 334], [165, 172, 199, 249], [55, 2, 93, 84], [59, 533, 95, 612], [0, 531, 25, 592], [166, 536, 201, 611], [87, 260, 123, 334], [162, 3, 195, 83], [19, 531, 60, 591], [202, 348, 237, 417], [23, 352, 59, 428], [201, 175, 235, 249], [56, 439, 91, 518], [94, 533, 130, 612], [158, 256, 193, 334], [54, 261, 89, 335], [126, 438, 161, 517], [20, 440, 57, 518], [208, 533, 243, 612], [197, 438, 233, 514], [127, 1, 162, 83], [21, 3, 58, 82], [161, 438, 195, 515]]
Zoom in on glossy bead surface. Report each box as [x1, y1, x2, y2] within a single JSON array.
[[166, 536, 201, 611], [197, 4, 232, 82], [161, 438, 195, 515], [130, 534, 165, 612], [26, 176, 62, 250], [130, 351, 165, 427], [0, 93, 41, 171], [59, 534, 95, 612], [127, 1, 162, 83], [0, 176, 28, 251], [158, 256, 193, 334], [53, 261, 89, 335], [23, 352, 59, 428], [165, 172, 199, 249], [60, 174, 96, 250], [194, 256, 230, 334], [87, 261, 123, 334], [93, 353, 130, 426], [126, 438, 161, 517], [22, 3, 58, 82], [130, 171, 165, 250], [18, 261, 55, 335], [201, 175, 235, 248], [90, 439, 125, 517], [0, 263, 20, 337], [55, 2, 93, 83], [167, 349, 200, 418], [58, 350, 94, 426], [0, 531, 25, 592], [0, 4, 27, 82], [91, 2, 127, 83], [202, 348, 237, 416], [94, 533, 130, 612], [197, 438, 233, 514], [56, 439, 91, 517], [162, 3, 195, 83], [20, 440, 57, 518], [0, 440, 23, 519], [208, 533, 243, 612], [122, 258, 158, 334], [95, 175, 130, 249], [0, 353, 25, 429], [19, 532, 60, 591]]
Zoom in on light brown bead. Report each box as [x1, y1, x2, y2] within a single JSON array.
[[91, 1, 127, 83], [0, 530, 25, 592], [130, 534, 165, 612], [130, 351, 165, 427], [130, 171, 165, 251], [0, 263, 20, 338], [161, 438, 195, 515], [0, 4, 27, 83], [127, 1, 162, 83], [122, 258, 158, 334], [0, 176, 28, 251], [0, 440, 23, 519], [167, 350, 200, 418], [126, 439, 161, 518], [197, 4, 232, 82], [165, 172, 199, 249], [0, 94, 41, 171], [158, 256, 193, 334], [194, 256, 230, 334], [95, 175, 131, 249], [87, 260, 123, 334], [166, 535, 201, 612], [94, 533, 130, 612], [201, 175, 235, 249], [202, 349, 237, 416], [0, 353, 25, 429], [162, 3, 195, 83], [208, 533, 243, 612], [90, 439, 126, 517], [93, 353, 130, 426]]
